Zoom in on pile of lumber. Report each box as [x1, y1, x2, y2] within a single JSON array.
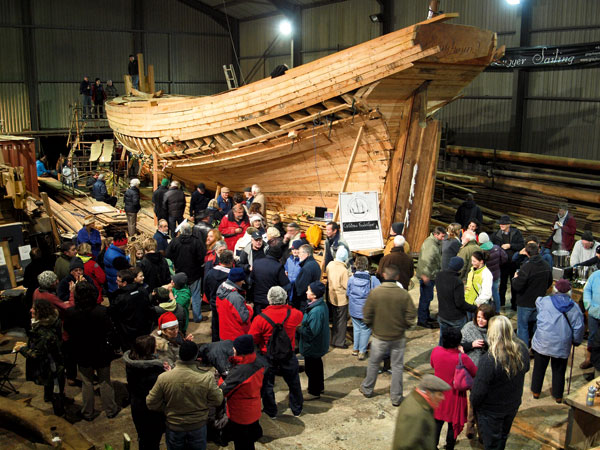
[[433, 145, 600, 239]]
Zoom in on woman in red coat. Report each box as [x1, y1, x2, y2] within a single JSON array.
[[430, 327, 478, 449], [219, 204, 250, 251], [218, 334, 265, 450]]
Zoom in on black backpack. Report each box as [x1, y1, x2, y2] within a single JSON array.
[[260, 309, 293, 365]]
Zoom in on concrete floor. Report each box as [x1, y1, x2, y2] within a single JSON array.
[[1, 280, 590, 449]]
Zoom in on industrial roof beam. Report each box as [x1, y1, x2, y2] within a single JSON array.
[[176, 0, 231, 30], [242, 0, 349, 22]]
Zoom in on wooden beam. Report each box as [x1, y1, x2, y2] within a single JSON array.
[[40, 192, 61, 247], [280, 104, 351, 130], [1, 242, 17, 288], [446, 146, 600, 171], [147, 65, 155, 94], [137, 53, 146, 93], [124, 75, 133, 96], [333, 125, 365, 222]]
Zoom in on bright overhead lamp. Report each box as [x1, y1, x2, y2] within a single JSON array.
[[279, 20, 292, 36], [506, 0, 521, 5], [370, 14, 384, 23]]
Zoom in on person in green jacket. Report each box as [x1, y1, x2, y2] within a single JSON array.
[[170, 273, 191, 333], [392, 374, 450, 450], [299, 281, 330, 401], [415, 226, 446, 328]]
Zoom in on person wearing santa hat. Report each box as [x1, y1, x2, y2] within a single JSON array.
[[151, 311, 194, 368]]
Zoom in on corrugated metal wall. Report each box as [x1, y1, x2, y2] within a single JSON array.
[[0, 0, 231, 132]]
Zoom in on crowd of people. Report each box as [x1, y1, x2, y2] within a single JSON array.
[[15, 185, 600, 450]]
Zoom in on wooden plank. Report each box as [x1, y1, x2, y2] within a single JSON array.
[[333, 125, 365, 222], [123, 74, 133, 96], [147, 65, 155, 94], [137, 53, 146, 93], [280, 104, 352, 130], [0, 242, 16, 288], [40, 192, 61, 246]]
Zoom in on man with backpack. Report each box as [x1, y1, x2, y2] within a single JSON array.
[[249, 286, 303, 418]]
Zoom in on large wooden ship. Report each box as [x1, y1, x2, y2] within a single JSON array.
[[106, 13, 499, 250]]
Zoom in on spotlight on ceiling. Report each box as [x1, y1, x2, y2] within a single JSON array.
[[369, 13, 384, 23], [506, 0, 521, 5], [279, 20, 292, 36]]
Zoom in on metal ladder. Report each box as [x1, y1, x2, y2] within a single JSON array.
[[223, 64, 239, 90]]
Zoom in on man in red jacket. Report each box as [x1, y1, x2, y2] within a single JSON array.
[[219, 334, 265, 450], [216, 268, 253, 341], [249, 286, 303, 418], [219, 204, 250, 251], [550, 203, 577, 251]]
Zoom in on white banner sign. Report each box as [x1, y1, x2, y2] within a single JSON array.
[[339, 191, 384, 250]]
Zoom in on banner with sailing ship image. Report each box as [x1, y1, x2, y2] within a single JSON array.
[[339, 191, 384, 251]]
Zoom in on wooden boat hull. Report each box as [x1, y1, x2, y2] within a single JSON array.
[[106, 14, 498, 250]]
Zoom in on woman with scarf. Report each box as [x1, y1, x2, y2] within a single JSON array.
[[430, 327, 477, 449], [464, 251, 493, 320]]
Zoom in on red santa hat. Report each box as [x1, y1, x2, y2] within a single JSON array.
[[157, 312, 178, 335]]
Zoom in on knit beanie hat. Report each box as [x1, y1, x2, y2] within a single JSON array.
[[179, 341, 199, 361], [479, 232, 493, 251], [292, 240, 303, 250], [555, 278, 571, 293], [161, 178, 169, 186], [69, 257, 84, 271], [233, 334, 254, 355], [158, 312, 178, 333], [171, 272, 188, 289], [309, 281, 326, 299], [38, 270, 58, 289], [391, 222, 404, 235], [448, 256, 464, 272], [228, 267, 245, 283]]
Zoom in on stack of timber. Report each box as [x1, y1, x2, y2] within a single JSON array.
[[106, 14, 500, 252], [433, 145, 600, 239]]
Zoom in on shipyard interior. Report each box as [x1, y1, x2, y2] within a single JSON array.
[[1, 0, 600, 449]]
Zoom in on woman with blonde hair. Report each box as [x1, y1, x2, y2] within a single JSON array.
[[442, 222, 462, 270], [470, 315, 529, 449]]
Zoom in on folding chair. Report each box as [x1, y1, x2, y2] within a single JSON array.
[[0, 351, 19, 395]]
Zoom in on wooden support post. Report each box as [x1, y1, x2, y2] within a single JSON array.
[[40, 192, 61, 247], [333, 125, 365, 222], [0, 242, 16, 288], [215, 185, 221, 200], [137, 53, 146, 93], [147, 65, 155, 94], [124, 75, 133, 96], [153, 152, 158, 226]]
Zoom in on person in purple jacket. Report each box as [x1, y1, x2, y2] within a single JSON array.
[[479, 232, 507, 313]]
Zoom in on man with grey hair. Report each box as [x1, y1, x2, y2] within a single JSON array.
[[166, 223, 206, 323], [377, 235, 413, 290], [91, 173, 117, 207], [251, 184, 266, 216], [163, 180, 186, 237], [153, 219, 170, 255], [250, 285, 304, 418], [124, 178, 141, 236]]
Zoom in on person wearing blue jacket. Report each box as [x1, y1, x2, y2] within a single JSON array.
[[299, 281, 330, 401], [348, 256, 380, 360], [284, 240, 302, 300], [531, 278, 584, 402], [583, 269, 600, 369], [103, 232, 130, 300]]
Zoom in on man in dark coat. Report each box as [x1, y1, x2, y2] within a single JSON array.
[[249, 244, 290, 317], [79, 76, 92, 119], [91, 78, 106, 118], [292, 244, 322, 312], [124, 178, 141, 237], [153, 219, 170, 255], [454, 194, 483, 229], [192, 210, 213, 244], [92, 174, 117, 207], [166, 223, 206, 323], [491, 215, 525, 309], [190, 183, 211, 218], [63, 281, 120, 420], [128, 54, 139, 89], [376, 235, 413, 289], [322, 221, 350, 272], [239, 231, 266, 274], [511, 242, 552, 346], [204, 250, 234, 342], [109, 269, 154, 351], [162, 180, 186, 237], [138, 239, 171, 292], [152, 178, 169, 221]]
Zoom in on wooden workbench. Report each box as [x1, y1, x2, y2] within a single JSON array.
[[565, 377, 600, 449]]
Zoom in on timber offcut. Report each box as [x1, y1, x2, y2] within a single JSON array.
[[106, 14, 499, 251]]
